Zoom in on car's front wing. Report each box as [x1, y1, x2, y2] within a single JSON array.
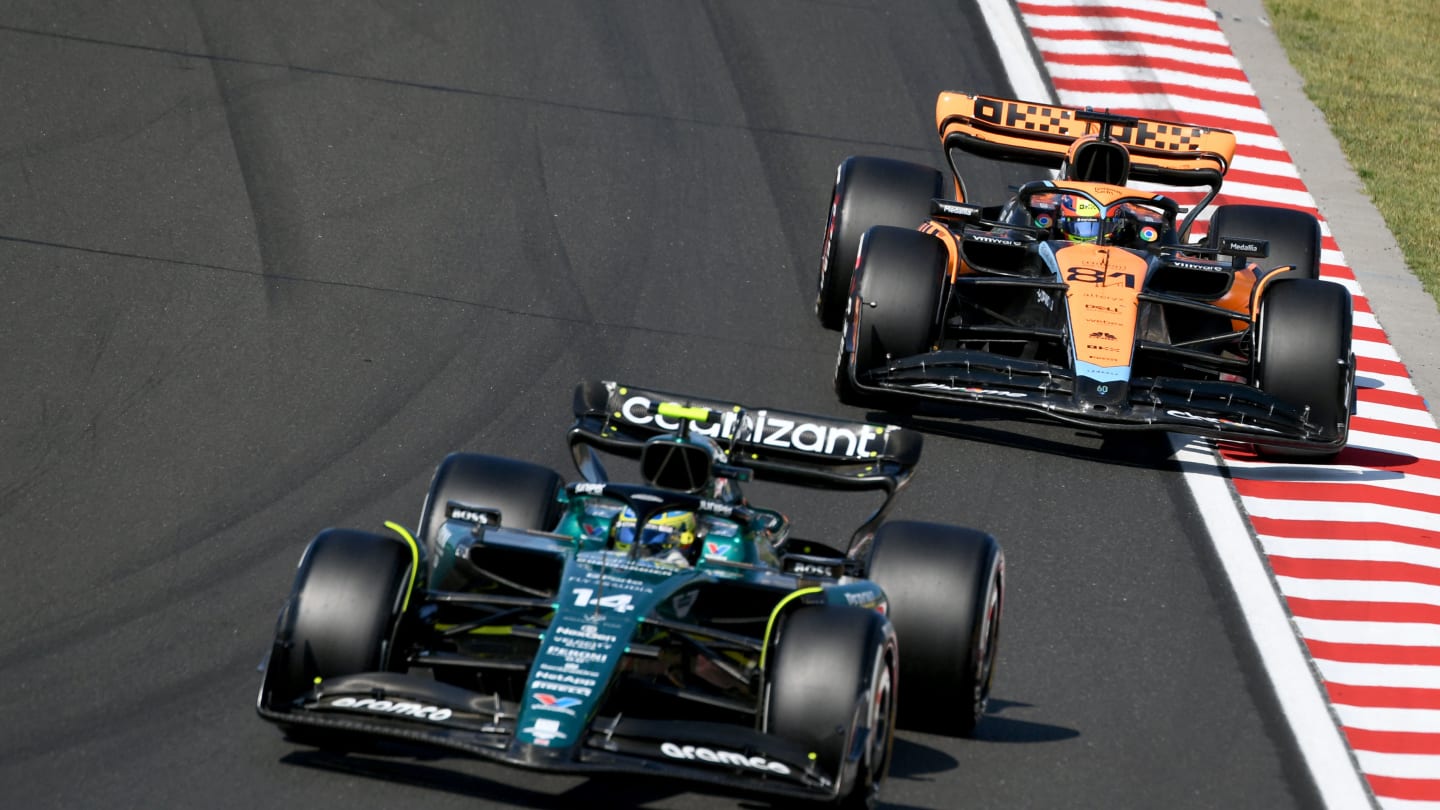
[[257, 672, 849, 802], [848, 348, 1350, 451]]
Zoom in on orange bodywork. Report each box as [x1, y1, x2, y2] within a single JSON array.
[[1044, 181, 1167, 208], [919, 221, 964, 282], [918, 91, 1277, 346], [1053, 243, 1147, 369]]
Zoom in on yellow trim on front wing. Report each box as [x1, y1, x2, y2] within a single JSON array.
[[435, 623, 515, 636]]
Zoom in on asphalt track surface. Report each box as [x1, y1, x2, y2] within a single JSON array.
[[0, 3, 1323, 808]]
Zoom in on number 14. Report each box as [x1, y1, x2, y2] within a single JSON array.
[[572, 588, 634, 613]]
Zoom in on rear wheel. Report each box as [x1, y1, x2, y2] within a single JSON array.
[[766, 606, 897, 809], [817, 157, 946, 330], [261, 529, 415, 744], [1253, 278, 1354, 460], [866, 521, 1003, 736], [416, 453, 563, 692], [1208, 204, 1322, 280], [417, 453, 564, 555]]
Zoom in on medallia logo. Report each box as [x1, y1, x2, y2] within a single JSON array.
[[532, 693, 583, 715]]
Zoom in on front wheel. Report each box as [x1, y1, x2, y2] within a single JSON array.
[[260, 529, 415, 712], [849, 227, 948, 380], [1253, 278, 1354, 460], [766, 606, 897, 809]]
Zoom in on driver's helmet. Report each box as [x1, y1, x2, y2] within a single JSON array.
[[1059, 194, 1103, 242], [613, 507, 697, 559]]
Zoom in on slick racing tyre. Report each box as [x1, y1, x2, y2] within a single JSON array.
[[261, 529, 414, 718], [417, 453, 564, 556], [766, 606, 897, 810], [838, 226, 947, 404], [1207, 204, 1322, 280], [1253, 278, 1354, 460], [817, 156, 946, 330], [866, 521, 1003, 737]]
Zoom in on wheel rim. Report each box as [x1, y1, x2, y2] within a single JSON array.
[[817, 187, 841, 315], [972, 564, 1002, 719], [842, 644, 894, 808], [868, 647, 896, 778]]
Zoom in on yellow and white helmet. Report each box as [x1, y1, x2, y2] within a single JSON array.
[[612, 507, 697, 557]]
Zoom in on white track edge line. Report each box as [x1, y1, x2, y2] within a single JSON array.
[[1172, 440, 1377, 808], [976, 0, 1053, 102], [975, 0, 1379, 807]]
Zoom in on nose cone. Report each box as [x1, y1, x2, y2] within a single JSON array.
[[1075, 377, 1130, 412], [509, 737, 579, 765]]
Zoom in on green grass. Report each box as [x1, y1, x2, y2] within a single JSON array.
[[1264, 0, 1440, 307]]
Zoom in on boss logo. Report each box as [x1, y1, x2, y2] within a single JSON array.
[[448, 503, 497, 525]]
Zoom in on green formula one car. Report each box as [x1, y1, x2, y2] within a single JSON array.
[[257, 381, 1004, 808]]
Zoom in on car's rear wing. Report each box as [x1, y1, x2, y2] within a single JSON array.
[[570, 380, 923, 554], [569, 380, 921, 493], [935, 92, 1236, 189]]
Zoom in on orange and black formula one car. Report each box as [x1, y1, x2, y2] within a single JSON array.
[[816, 92, 1355, 460]]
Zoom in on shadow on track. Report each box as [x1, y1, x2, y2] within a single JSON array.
[[863, 400, 1181, 470], [282, 745, 713, 809], [967, 699, 1081, 745]]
